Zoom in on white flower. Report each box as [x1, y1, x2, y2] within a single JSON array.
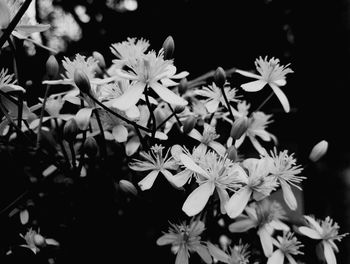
[[266, 148, 305, 210], [111, 50, 188, 110], [19, 228, 59, 254], [156, 219, 212, 264], [207, 240, 250, 264], [225, 157, 278, 219], [309, 140, 329, 162], [187, 123, 226, 156], [195, 82, 240, 113], [268, 232, 303, 264], [229, 199, 289, 257], [236, 56, 293, 113], [298, 216, 348, 264], [178, 150, 246, 216], [0, 68, 24, 93], [129, 144, 178, 190]]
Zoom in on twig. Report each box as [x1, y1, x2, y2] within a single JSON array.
[[36, 84, 51, 149], [254, 91, 274, 113], [144, 87, 156, 140]]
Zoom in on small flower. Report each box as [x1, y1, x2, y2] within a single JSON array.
[[112, 49, 188, 110], [0, 68, 24, 93], [297, 216, 349, 264], [195, 82, 240, 113], [208, 240, 251, 264], [266, 148, 305, 210], [229, 199, 289, 257], [225, 157, 278, 219], [20, 228, 59, 254], [268, 232, 304, 264], [188, 123, 226, 156], [156, 219, 212, 264], [236, 56, 293, 113], [178, 150, 246, 216], [129, 144, 178, 190]]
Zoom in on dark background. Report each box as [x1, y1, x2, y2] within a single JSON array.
[[1, 0, 350, 263]]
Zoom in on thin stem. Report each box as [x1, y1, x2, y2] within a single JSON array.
[[93, 108, 107, 160], [7, 37, 20, 85], [36, 84, 51, 149], [188, 67, 237, 89], [254, 91, 274, 113], [0, 0, 33, 48], [85, 93, 151, 133], [21, 36, 58, 54], [69, 141, 77, 170], [0, 191, 29, 216], [156, 112, 175, 130], [54, 118, 70, 167], [16, 92, 23, 130], [78, 99, 87, 173], [167, 103, 182, 127], [144, 87, 156, 139]]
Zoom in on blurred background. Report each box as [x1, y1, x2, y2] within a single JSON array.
[[1, 0, 350, 263]]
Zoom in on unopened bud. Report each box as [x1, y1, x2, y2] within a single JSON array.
[[74, 69, 91, 94], [214, 67, 226, 87], [92, 51, 106, 69], [182, 115, 197, 134], [63, 118, 79, 142], [174, 105, 185, 114], [46, 55, 59, 79], [309, 140, 328, 162], [225, 145, 238, 162], [230, 117, 248, 140], [34, 234, 46, 247], [178, 78, 188, 95], [83, 136, 99, 158], [119, 179, 138, 196], [162, 35, 175, 60]]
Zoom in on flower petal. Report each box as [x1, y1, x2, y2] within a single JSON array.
[[172, 170, 192, 187], [225, 186, 252, 219], [241, 80, 267, 92], [228, 217, 257, 233], [182, 182, 215, 216], [208, 141, 226, 156], [172, 71, 189, 79], [280, 180, 297, 210], [304, 215, 323, 234], [151, 82, 188, 106], [138, 170, 159, 191], [286, 254, 298, 264], [323, 241, 337, 264], [298, 226, 322, 239], [156, 234, 178, 246], [75, 107, 93, 130], [187, 128, 203, 142], [267, 249, 285, 264], [112, 82, 145, 110], [125, 105, 140, 120], [179, 153, 209, 178], [269, 83, 290, 113], [205, 100, 220, 114], [112, 125, 128, 143], [0, 0, 11, 28], [175, 246, 189, 264], [125, 136, 140, 156], [207, 242, 229, 263], [15, 24, 50, 35], [236, 69, 261, 79], [258, 226, 274, 257], [193, 244, 212, 264], [216, 187, 229, 214], [161, 78, 178, 87]]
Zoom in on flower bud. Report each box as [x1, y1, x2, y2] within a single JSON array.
[[46, 55, 59, 79], [230, 116, 248, 140], [309, 140, 328, 162], [63, 118, 79, 142], [182, 115, 197, 134], [178, 78, 188, 95], [34, 234, 46, 247], [83, 136, 99, 158], [119, 179, 138, 196], [74, 69, 91, 94], [92, 51, 106, 69], [225, 145, 238, 162], [174, 105, 185, 114], [162, 35, 175, 60], [214, 67, 226, 87]]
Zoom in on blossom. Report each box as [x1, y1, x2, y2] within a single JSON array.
[[268, 232, 304, 264], [207, 240, 251, 264], [297, 216, 348, 264], [156, 219, 212, 264], [187, 123, 226, 156], [19, 228, 59, 254], [229, 199, 289, 257], [225, 157, 278, 219], [236, 56, 293, 113], [111, 50, 188, 110], [194, 82, 240, 113], [0, 68, 24, 93], [129, 144, 178, 190], [266, 148, 305, 210], [178, 150, 246, 216]]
